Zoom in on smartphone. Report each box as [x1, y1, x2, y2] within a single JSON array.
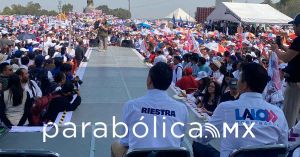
[[276, 36, 282, 47]]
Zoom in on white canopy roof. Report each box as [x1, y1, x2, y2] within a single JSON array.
[[207, 2, 292, 24], [165, 8, 196, 22]]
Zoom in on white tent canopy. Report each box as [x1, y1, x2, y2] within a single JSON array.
[[207, 2, 292, 24], [165, 8, 196, 22]]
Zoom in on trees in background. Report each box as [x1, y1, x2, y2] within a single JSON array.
[[62, 3, 73, 13], [264, 0, 299, 18], [1, 1, 58, 16], [96, 5, 131, 19]]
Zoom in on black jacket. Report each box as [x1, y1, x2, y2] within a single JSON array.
[[0, 92, 33, 128], [75, 45, 85, 61], [43, 91, 81, 122]]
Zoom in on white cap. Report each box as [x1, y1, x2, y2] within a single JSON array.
[[32, 41, 39, 45], [250, 52, 257, 58], [227, 41, 236, 46], [1, 30, 8, 34], [15, 40, 21, 44], [212, 60, 222, 69], [20, 48, 29, 52], [33, 48, 39, 52], [45, 55, 51, 60], [195, 71, 208, 81], [27, 39, 33, 43]]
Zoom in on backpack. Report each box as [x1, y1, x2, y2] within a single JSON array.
[[30, 94, 61, 126], [29, 68, 50, 96]]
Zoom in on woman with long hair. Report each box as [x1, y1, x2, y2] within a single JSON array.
[[199, 80, 221, 116], [0, 74, 33, 127]]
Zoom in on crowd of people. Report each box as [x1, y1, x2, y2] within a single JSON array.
[[0, 13, 98, 127], [0, 9, 300, 157], [109, 13, 300, 157]]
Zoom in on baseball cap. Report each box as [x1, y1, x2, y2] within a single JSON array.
[[212, 60, 222, 69], [288, 13, 300, 25], [229, 78, 238, 89]]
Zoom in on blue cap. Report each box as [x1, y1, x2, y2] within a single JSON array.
[[289, 13, 300, 25]]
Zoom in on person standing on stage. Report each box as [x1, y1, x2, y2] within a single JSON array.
[[97, 18, 109, 51]]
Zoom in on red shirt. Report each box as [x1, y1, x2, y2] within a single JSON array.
[[175, 76, 199, 94]]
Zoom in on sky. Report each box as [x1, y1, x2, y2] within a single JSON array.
[[0, 0, 267, 19]]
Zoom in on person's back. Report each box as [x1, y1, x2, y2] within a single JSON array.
[[193, 63, 288, 157], [176, 68, 198, 94], [43, 82, 81, 122], [121, 89, 188, 150], [112, 62, 188, 157], [214, 94, 288, 157], [29, 66, 49, 95], [75, 43, 84, 62]]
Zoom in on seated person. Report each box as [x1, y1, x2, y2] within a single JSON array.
[[43, 82, 81, 123], [193, 63, 288, 157], [0, 74, 33, 128], [111, 62, 188, 157], [194, 71, 210, 93], [47, 72, 66, 94], [175, 68, 199, 94], [198, 80, 221, 116], [0, 63, 14, 91], [220, 78, 239, 103]]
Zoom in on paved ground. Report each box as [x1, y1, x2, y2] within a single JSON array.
[[0, 47, 218, 157]]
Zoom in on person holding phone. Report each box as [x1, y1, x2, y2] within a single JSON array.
[[97, 19, 109, 51], [272, 13, 300, 128]]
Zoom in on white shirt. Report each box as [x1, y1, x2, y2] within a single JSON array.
[[24, 80, 42, 98], [211, 70, 224, 85], [153, 55, 167, 65], [196, 92, 288, 157], [4, 90, 27, 125], [120, 89, 188, 151], [172, 63, 183, 83], [19, 65, 28, 70]]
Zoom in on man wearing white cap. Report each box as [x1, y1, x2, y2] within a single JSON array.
[[52, 45, 62, 58], [209, 60, 224, 85]]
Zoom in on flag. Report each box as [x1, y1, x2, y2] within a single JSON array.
[[186, 16, 189, 26], [179, 17, 183, 27], [172, 14, 176, 26]]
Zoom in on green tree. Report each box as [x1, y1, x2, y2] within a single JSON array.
[[263, 0, 273, 5], [62, 3, 73, 13], [275, 0, 300, 18], [1, 1, 58, 16], [95, 5, 110, 14], [95, 5, 131, 19], [1, 7, 12, 15], [110, 8, 131, 19]]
